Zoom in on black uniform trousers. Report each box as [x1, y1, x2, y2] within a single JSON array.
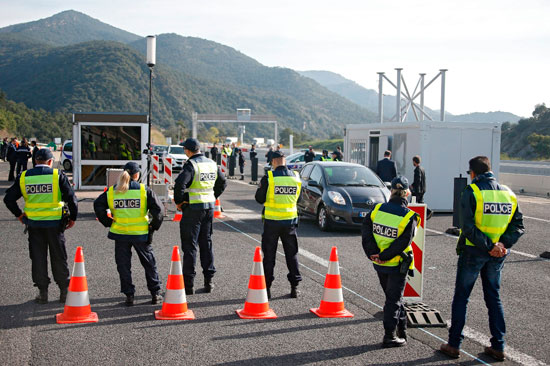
[[377, 271, 407, 331], [180, 207, 216, 285], [8, 160, 16, 181], [16, 161, 28, 176], [114, 240, 161, 295], [261, 221, 302, 288], [412, 193, 433, 216], [28, 226, 70, 290]]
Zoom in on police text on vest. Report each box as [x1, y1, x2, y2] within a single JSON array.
[[483, 202, 513, 215], [274, 186, 298, 195], [373, 223, 398, 238], [200, 172, 216, 181], [26, 184, 53, 194], [114, 199, 141, 209]]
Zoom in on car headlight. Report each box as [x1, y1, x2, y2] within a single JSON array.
[[328, 191, 346, 205]]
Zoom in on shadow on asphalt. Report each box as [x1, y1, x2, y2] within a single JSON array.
[[212, 317, 377, 340]]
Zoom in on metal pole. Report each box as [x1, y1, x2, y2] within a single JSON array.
[[419, 73, 426, 121], [440, 69, 447, 121], [395, 68, 402, 122], [274, 122, 278, 147], [378, 72, 384, 123], [192, 112, 197, 139], [147, 67, 153, 186], [289, 134, 294, 155]]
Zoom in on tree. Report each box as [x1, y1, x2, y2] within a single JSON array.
[[527, 133, 550, 158], [279, 127, 293, 146]]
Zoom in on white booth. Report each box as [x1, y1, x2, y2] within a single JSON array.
[[344, 121, 501, 211], [72, 112, 149, 190]]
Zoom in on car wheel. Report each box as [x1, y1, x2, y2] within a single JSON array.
[[317, 205, 331, 232], [63, 160, 72, 172]]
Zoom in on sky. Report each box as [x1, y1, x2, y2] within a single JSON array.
[[1, 0, 549, 117]]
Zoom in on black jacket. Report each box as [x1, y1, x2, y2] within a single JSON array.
[[174, 154, 227, 210], [255, 166, 301, 226], [304, 150, 315, 163], [249, 148, 257, 160], [16, 145, 32, 163], [31, 146, 39, 166], [210, 146, 218, 160], [362, 196, 418, 273], [238, 153, 245, 167], [93, 180, 164, 242], [411, 165, 426, 195], [6, 143, 17, 162], [457, 172, 524, 255], [4, 166, 78, 228], [265, 149, 274, 164], [375, 158, 397, 183]]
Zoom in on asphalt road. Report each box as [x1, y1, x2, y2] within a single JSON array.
[[0, 160, 549, 366]]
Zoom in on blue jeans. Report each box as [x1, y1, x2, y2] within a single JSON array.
[[448, 249, 507, 351]]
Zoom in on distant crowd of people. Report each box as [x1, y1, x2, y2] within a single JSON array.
[[0, 137, 40, 181]]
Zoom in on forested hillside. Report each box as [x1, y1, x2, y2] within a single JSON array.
[[501, 104, 550, 159]]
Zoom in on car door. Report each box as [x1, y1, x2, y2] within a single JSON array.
[[303, 164, 324, 215], [298, 164, 314, 213]]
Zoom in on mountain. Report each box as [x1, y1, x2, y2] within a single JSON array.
[[0, 11, 376, 140], [300, 70, 522, 124], [501, 105, 550, 159], [0, 10, 140, 46]]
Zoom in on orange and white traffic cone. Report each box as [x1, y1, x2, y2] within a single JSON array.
[[155, 246, 195, 320], [213, 199, 224, 219], [172, 210, 182, 222], [56, 247, 98, 324], [310, 246, 354, 318], [236, 247, 276, 319]]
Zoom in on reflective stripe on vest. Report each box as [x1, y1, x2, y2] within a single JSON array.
[[370, 203, 417, 268], [264, 170, 301, 221], [107, 184, 149, 235], [188, 159, 217, 205], [321, 157, 333, 161], [465, 183, 517, 246], [20, 169, 63, 220]]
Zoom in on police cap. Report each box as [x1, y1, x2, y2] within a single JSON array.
[[182, 138, 200, 152], [124, 162, 140, 175], [391, 176, 409, 190], [272, 150, 285, 159], [35, 148, 54, 161]]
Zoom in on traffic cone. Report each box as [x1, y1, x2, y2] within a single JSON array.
[[310, 246, 354, 318], [172, 210, 182, 222], [214, 199, 225, 219], [236, 247, 277, 319], [56, 247, 98, 324], [155, 246, 195, 320]]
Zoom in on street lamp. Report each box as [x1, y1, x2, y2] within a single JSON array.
[[146, 35, 156, 185]]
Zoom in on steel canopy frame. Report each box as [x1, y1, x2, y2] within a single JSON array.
[[377, 68, 448, 123], [192, 111, 278, 145]]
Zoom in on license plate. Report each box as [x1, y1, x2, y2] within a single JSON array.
[[359, 211, 367, 218]]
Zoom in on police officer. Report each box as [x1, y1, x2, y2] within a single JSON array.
[[255, 150, 302, 299], [174, 138, 227, 295], [93, 162, 164, 306], [6, 138, 18, 181], [321, 149, 332, 161], [362, 176, 419, 348], [3, 148, 78, 304], [440, 156, 524, 362]]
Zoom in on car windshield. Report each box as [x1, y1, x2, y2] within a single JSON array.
[[154, 145, 168, 152], [323, 166, 383, 187], [169, 146, 185, 154]]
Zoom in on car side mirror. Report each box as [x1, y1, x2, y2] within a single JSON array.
[[309, 180, 320, 187]]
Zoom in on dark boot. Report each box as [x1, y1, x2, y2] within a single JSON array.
[[266, 287, 271, 300], [204, 277, 214, 293], [397, 325, 407, 341], [151, 292, 162, 305], [125, 294, 134, 306], [59, 286, 68, 303], [290, 285, 298, 298], [185, 280, 194, 295], [35, 289, 48, 304], [382, 330, 406, 348]]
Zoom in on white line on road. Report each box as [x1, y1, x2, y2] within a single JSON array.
[[216, 218, 492, 365], [426, 228, 549, 261], [524, 215, 550, 223]]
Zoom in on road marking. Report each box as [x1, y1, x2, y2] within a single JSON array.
[[298, 247, 329, 267], [216, 219, 493, 365], [446, 321, 548, 366], [524, 215, 550, 223], [426, 228, 549, 261]]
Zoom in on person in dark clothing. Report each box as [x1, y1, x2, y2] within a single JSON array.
[[440, 156, 524, 362], [336, 146, 344, 161], [304, 146, 315, 163], [15, 138, 32, 176], [31, 141, 39, 167], [265, 146, 274, 164], [331, 151, 341, 161], [362, 176, 418, 348], [376, 150, 398, 183], [93, 162, 164, 306], [174, 138, 227, 295], [255, 150, 302, 299], [7, 138, 18, 181], [249, 144, 257, 160], [0, 137, 8, 161], [238, 148, 246, 180], [411, 155, 433, 219], [210, 143, 219, 163], [4, 148, 78, 304]]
